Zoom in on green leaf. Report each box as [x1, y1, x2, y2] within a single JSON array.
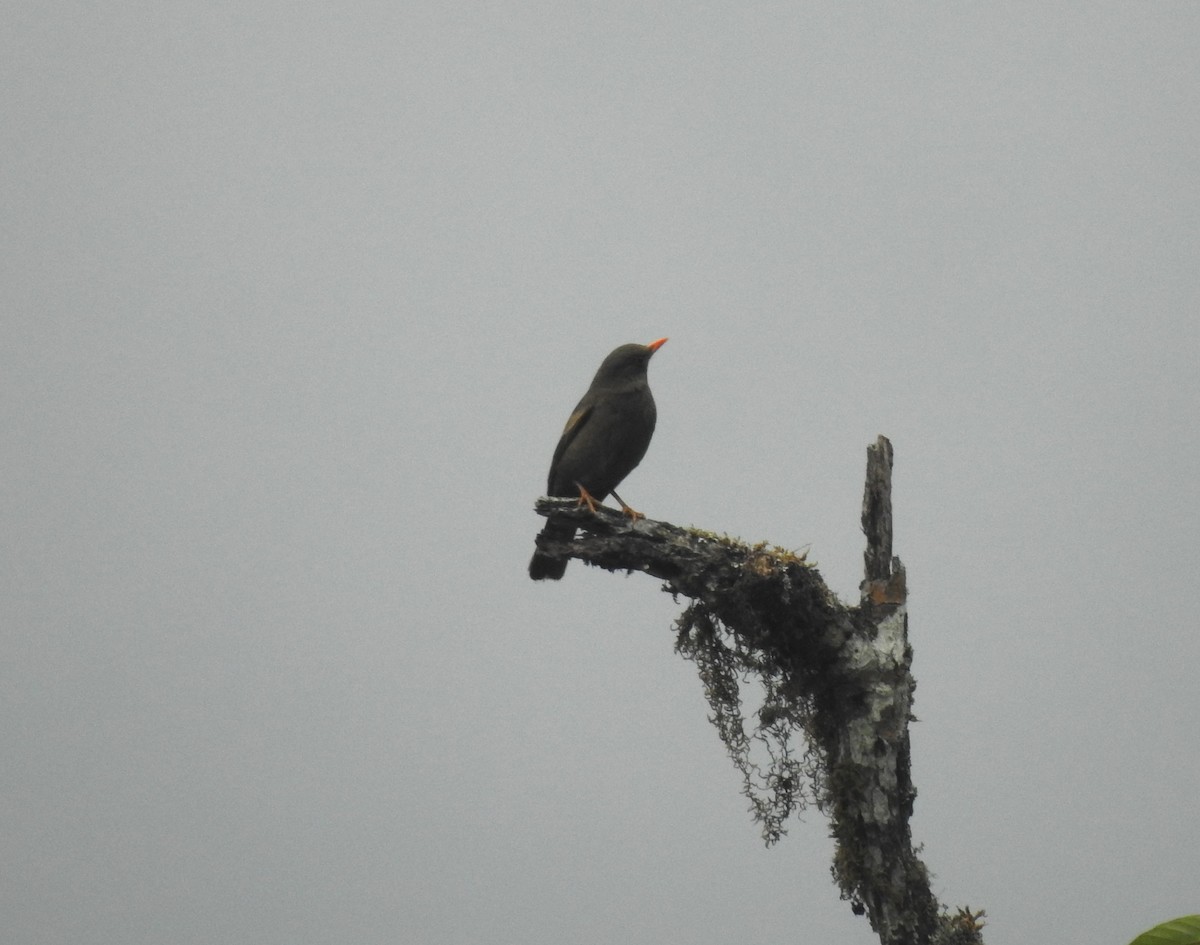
[[1129, 915, 1200, 945]]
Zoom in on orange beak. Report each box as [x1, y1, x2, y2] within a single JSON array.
[[646, 337, 668, 353]]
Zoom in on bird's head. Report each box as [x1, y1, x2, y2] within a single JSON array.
[[593, 337, 667, 384]]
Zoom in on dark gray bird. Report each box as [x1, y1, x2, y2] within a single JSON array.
[[529, 338, 667, 580]]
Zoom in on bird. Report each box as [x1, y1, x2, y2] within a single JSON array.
[[529, 337, 667, 581]]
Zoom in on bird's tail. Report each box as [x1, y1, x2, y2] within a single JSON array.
[[528, 519, 575, 580]]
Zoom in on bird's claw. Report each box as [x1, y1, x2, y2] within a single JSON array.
[[574, 484, 601, 514], [611, 489, 644, 522], [572, 484, 645, 522]]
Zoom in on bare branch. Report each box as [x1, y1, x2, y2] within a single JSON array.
[[531, 437, 983, 945]]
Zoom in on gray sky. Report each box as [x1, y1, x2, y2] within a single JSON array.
[[4, 3, 1198, 943]]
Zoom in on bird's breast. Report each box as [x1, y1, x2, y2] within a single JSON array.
[[548, 388, 656, 498]]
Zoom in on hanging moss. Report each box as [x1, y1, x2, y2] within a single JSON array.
[[674, 600, 821, 845]]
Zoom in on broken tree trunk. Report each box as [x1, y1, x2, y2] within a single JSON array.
[[532, 436, 985, 945]]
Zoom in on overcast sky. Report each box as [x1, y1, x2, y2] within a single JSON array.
[[4, 3, 1198, 944]]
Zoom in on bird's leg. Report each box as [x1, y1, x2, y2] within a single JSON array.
[[574, 483, 601, 514], [609, 489, 644, 522]]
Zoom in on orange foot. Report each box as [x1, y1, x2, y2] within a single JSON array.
[[574, 483, 601, 514], [610, 489, 644, 522]]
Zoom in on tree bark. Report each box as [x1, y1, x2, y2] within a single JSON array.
[[532, 436, 986, 945]]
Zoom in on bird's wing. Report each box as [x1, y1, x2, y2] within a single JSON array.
[[547, 403, 592, 489]]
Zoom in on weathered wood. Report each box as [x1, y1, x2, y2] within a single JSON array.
[[532, 438, 984, 945], [833, 436, 939, 944]]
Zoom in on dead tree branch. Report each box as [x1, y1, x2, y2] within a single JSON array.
[[532, 436, 985, 945]]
